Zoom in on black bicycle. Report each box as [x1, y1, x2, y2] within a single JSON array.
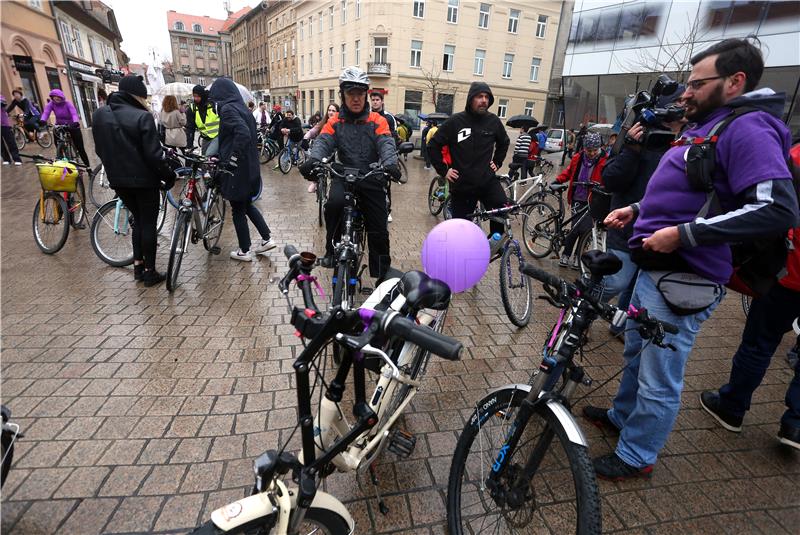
[[447, 251, 679, 534]]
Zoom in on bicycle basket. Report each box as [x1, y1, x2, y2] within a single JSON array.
[[589, 189, 611, 221], [36, 160, 78, 192]]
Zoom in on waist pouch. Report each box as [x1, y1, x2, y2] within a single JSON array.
[[646, 271, 723, 316]]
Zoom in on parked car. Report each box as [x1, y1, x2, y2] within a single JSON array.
[[545, 128, 565, 152]]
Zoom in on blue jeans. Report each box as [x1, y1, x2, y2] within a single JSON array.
[[603, 248, 638, 311], [718, 283, 800, 429], [607, 271, 724, 467]]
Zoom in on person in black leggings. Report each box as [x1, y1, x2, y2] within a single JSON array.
[[92, 75, 175, 286]]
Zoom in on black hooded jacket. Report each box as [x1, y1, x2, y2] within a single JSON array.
[[208, 78, 261, 202], [91, 91, 172, 189], [427, 82, 510, 192]]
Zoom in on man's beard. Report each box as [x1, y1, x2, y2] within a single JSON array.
[[684, 83, 725, 121]]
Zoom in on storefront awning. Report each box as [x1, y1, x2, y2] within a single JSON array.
[[77, 72, 103, 84]]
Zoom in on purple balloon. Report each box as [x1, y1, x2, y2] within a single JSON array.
[[421, 219, 490, 293]]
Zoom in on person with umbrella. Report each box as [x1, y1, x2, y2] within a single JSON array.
[[185, 85, 220, 155]]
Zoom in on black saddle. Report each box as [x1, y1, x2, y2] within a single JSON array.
[[397, 270, 451, 311], [581, 250, 622, 278], [398, 142, 414, 155], [549, 182, 568, 192]]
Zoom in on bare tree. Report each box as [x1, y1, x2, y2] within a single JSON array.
[[413, 59, 459, 109]]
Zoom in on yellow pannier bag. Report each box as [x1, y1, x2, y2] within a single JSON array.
[[37, 160, 78, 192]]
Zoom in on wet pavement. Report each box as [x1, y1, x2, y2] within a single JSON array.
[[1, 134, 798, 534]]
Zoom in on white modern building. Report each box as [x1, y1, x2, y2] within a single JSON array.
[[557, 0, 800, 136]]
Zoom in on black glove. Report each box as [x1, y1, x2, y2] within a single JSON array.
[[38, 120, 46, 127], [299, 158, 320, 179], [300, 138, 310, 151], [386, 164, 402, 182]]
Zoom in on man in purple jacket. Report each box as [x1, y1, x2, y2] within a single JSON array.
[[586, 38, 799, 480], [40, 89, 90, 166]]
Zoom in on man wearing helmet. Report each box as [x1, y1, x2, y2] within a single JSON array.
[[300, 66, 401, 279]]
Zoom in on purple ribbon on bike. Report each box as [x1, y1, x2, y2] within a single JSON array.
[[296, 274, 326, 300]]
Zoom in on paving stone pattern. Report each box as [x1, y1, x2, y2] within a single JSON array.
[[1, 136, 798, 534]]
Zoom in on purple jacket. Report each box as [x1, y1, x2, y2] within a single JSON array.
[[0, 96, 10, 127], [41, 89, 79, 125]]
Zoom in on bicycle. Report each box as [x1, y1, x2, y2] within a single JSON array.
[[258, 127, 280, 165], [522, 181, 609, 272], [314, 162, 329, 228], [13, 114, 52, 149], [23, 154, 88, 254], [165, 152, 226, 292], [447, 251, 680, 534], [427, 175, 453, 219], [504, 157, 555, 185], [87, 163, 117, 208], [189, 244, 462, 534], [53, 124, 79, 162], [467, 202, 535, 328], [1, 406, 23, 490], [497, 171, 559, 209], [278, 139, 306, 174]]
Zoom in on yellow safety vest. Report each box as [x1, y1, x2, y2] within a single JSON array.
[[192, 104, 220, 139]]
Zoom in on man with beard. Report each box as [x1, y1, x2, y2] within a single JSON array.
[[185, 85, 220, 155], [590, 38, 798, 480], [427, 82, 510, 256]]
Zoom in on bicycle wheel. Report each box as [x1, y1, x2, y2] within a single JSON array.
[[32, 192, 69, 254], [741, 294, 751, 316], [167, 210, 191, 292], [448, 387, 601, 535], [36, 128, 53, 148], [398, 158, 408, 182], [295, 147, 307, 167], [88, 164, 115, 207], [577, 227, 607, 276], [190, 506, 351, 535], [202, 190, 226, 251], [90, 200, 134, 267], [278, 148, 292, 174], [68, 178, 87, 229], [428, 176, 446, 215], [522, 202, 557, 258], [500, 242, 532, 327], [1, 429, 15, 489], [14, 128, 26, 150], [156, 189, 169, 234], [317, 175, 327, 227], [332, 261, 349, 309]]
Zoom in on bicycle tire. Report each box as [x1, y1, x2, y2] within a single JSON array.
[[90, 200, 134, 267], [317, 175, 326, 227], [577, 227, 607, 276], [203, 190, 226, 251], [189, 506, 351, 535], [156, 189, 169, 234], [398, 158, 408, 183], [88, 164, 114, 207], [332, 261, 349, 309], [36, 127, 53, 149], [14, 127, 26, 150], [500, 242, 532, 327], [522, 201, 557, 258], [69, 178, 87, 229], [1, 431, 14, 489], [32, 192, 69, 254], [741, 294, 751, 317], [295, 147, 307, 167], [447, 387, 601, 535], [428, 176, 446, 216], [167, 210, 191, 292], [278, 148, 292, 174]]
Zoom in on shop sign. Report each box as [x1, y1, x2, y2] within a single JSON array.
[[13, 55, 35, 73]]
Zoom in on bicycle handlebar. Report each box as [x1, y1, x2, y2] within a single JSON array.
[[314, 161, 386, 182], [377, 311, 462, 361]]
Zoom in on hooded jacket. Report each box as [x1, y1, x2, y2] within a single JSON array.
[[427, 82, 510, 192], [41, 89, 79, 125], [92, 91, 173, 189], [208, 78, 261, 202]]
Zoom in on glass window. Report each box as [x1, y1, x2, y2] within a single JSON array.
[[299, 21, 304, 40], [329, 6, 334, 29], [329, 89, 335, 104], [184, 75, 192, 83], [174, 21, 184, 31], [355, 39, 361, 65], [474, 49, 485, 75], [341, 43, 346, 67], [309, 16, 313, 37], [292, 40, 296, 56], [404, 89, 423, 129], [497, 99, 508, 119], [596, 7, 620, 43], [341, 0, 347, 24], [309, 54, 313, 74], [508, 9, 520, 33], [73, 27, 84, 58], [329, 47, 334, 70], [447, 0, 459, 24], [530, 57, 541, 82], [436, 93, 454, 115], [28, 0, 42, 9], [536, 15, 547, 38], [524, 101, 534, 116], [193, 23, 202, 32], [374, 37, 388, 64], [59, 21, 74, 55], [443, 44, 455, 71], [198, 76, 205, 85], [319, 11, 323, 32], [479, 3, 490, 29], [502, 53, 513, 79], [356, 0, 361, 19], [301, 55, 304, 75], [310, 91, 315, 114], [413, 0, 424, 18], [410, 40, 422, 68], [319, 49, 323, 71]]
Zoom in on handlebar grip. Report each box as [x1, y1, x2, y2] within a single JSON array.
[[661, 321, 679, 335], [284, 244, 299, 260], [520, 262, 563, 289], [385, 316, 462, 361]]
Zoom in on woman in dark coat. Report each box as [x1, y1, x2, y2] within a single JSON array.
[[208, 78, 276, 261]]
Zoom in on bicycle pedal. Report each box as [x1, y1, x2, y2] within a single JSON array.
[[209, 246, 221, 255], [387, 429, 416, 458]]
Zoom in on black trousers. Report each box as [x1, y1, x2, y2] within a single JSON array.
[[563, 200, 591, 257], [67, 126, 91, 167], [325, 176, 390, 278], [1, 126, 20, 163], [114, 187, 161, 271], [450, 178, 509, 236], [229, 199, 271, 252]]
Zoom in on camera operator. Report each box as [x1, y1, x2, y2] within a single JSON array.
[[600, 85, 686, 336]]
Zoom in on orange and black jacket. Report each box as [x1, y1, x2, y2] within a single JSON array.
[[309, 106, 397, 174]]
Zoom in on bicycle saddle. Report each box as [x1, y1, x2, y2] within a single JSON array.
[[508, 162, 523, 171], [549, 183, 568, 192], [398, 270, 451, 311], [581, 250, 622, 278], [398, 142, 414, 155]]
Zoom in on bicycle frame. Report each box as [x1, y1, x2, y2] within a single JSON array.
[[111, 198, 131, 234]]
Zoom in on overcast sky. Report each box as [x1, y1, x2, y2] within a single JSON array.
[[108, 0, 253, 64]]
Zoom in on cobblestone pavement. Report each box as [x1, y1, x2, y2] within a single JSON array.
[[1, 135, 798, 534]]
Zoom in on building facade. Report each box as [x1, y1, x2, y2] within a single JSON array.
[[1, 0, 74, 114], [218, 6, 251, 80], [51, 0, 124, 127], [229, 13, 251, 89], [294, 0, 562, 128], [167, 11, 226, 86], [266, 1, 298, 109], [561, 0, 800, 135]]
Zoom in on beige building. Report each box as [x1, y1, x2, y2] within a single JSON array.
[[294, 0, 562, 126], [167, 11, 226, 87], [266, 1, 299, 110]]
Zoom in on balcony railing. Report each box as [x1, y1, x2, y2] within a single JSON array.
[[367, 62, 391, 76]]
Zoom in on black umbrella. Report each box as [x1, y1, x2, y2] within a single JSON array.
[[506, 115, 540, 129], [394, 114, 411, 125], [427, 112, 450, 121]]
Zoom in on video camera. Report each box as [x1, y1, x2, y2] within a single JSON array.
[[612, 74, 685, 154]]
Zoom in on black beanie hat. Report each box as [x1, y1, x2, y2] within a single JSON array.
[[119, 75, 147, 98]]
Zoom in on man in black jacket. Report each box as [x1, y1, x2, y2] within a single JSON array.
[[428, 82, 510, 253], [92, 75, 174, 287], [277, 109, 304, 163]]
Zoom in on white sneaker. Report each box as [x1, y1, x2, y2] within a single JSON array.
[[251, 238, 277, 254], [2, 161, 9, 165], [307, 182, 317, 193], [230, 249, 253, 261], [14, 161, 22, 166], [387, 213, 393, 223], [559, 255, 570, 267]]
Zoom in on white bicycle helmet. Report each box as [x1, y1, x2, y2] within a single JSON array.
[[339, 66, 370, 91]]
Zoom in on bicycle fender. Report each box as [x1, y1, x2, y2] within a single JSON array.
[[486, 384, 589, 447]]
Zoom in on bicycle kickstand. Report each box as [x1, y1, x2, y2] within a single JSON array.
[[368, 464, 390, 515]]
